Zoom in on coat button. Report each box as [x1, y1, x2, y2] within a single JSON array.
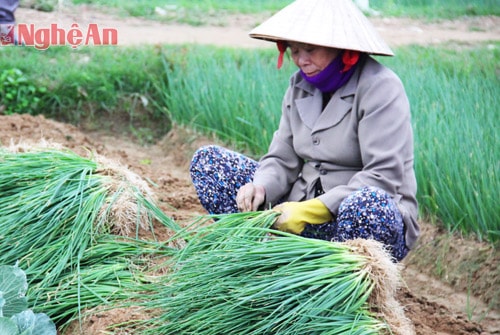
[[312, 137, 320, 145], [320, 169, 327, 175]]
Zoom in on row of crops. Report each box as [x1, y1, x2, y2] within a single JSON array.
[[158, 43, 499, 245]]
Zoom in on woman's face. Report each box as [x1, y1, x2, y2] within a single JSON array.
[[288, 42, 340, 77]]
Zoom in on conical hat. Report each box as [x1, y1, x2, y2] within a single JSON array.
[[249, 0, 393, 56]]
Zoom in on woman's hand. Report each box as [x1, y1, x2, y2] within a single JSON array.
[[236, 183, 266, 212], [272, 199, 333, 234]]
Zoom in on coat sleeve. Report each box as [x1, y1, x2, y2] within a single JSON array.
[[318, 69, 414, 215], [252, 87, 304, 206]]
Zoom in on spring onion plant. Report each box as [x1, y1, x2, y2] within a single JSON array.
[[155, 46, 290, 156], [135, 211, 412, 335], [380, 44, 499, 243], [160, 43, 499, 244]]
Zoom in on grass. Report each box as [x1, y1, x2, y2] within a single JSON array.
[[370, 0, 500, 18], [0, 45, 170, 144], [69, 0, 291, 25], [71, 0, 291, 14], [67, 0, 500, 23]]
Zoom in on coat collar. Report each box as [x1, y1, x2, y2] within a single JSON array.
[[294, 58, 363, 132]]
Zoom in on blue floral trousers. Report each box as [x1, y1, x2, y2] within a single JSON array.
[[190, 145, 409, 261]]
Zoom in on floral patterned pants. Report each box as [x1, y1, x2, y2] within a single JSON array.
[[190, 145, 409, 261]]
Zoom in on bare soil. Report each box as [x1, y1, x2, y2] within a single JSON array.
[[3, 4, 500, 335]]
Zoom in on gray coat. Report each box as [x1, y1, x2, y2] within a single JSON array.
[[253, 55, 419, 249]]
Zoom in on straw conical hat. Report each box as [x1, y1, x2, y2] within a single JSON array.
[[249, 0, 393, 56]]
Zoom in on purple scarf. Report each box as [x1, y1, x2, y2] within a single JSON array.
[[300, 51, 360, 93]]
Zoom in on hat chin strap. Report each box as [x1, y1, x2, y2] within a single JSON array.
[[342, 50, 360, 72], [276, 41, 287, 69]]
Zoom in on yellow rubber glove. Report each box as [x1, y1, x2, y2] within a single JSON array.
[[272, 198, 333, 235]]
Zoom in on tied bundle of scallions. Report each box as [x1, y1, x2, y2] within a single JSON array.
[[0, 146, 180, 327], [137, 211, 414, 335]]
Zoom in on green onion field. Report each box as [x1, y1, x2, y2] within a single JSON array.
[[0, 1, 498, 334]]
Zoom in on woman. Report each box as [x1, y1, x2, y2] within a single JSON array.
[[190, 0, 419, 261]]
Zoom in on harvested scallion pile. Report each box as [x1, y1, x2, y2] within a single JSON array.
[[0, 145, 413, 334], [0, 146, 180, 328], [135, 211, 414, 335]]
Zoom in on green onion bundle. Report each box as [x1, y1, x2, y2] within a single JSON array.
[[0, 146, 180, 328], [137, 211, 413, 335], [33, 235, 175, 326]]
